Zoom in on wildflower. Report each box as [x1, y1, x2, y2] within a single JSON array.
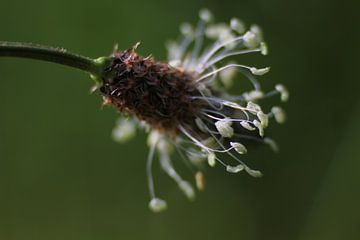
[[101, 9, 288, 212]]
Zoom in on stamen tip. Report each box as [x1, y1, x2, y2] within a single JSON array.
[[199, 9, 213, 22], [226, 164, 245, 173], [230, 18, 246, 34], [215, 118, 234, 138], [245, 167, 263, 178], [179, 181, 196, 200], [195, 171, 206, 191], [264, 138, 279, 152], [149, 198, 168, 213], [230, 142, 247, 154], [207, 152, 216, 167], [275, 84, 289, 102], [271, 106, 286, 124], [180, 22, 194, 36], [260, 42, 268, 55], [112, 118, 136, 143], [250, 67, 270, 76]]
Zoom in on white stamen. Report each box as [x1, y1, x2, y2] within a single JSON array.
[[226, 164, 245, 173], [199, 9, 213, 22], [179, 181, 196, 200], [253, 120, 264, 137], [195, 171, 205, 191], [157, 138, 173, 154], [207, 152, 216, 167], [187, 150, 206, 165], [198, 36, 244, 69], [245, 166, 263, 177], [159, 151, 195, 200], [201, 137, 218, 149], [219, 62, 237, 88], [196, 64, 250, 82], [243, 31, 257, 48], [180, 22, 194, 36], [242, 25, 263, 49], [149, 198, 168, 213], [271, 106, 286, 123], [250, 67, 270, 75], [260, 42, 268, 55], [264, 138, 279, 152], [275, 84, 289, 102], [257, 111, 269, 128], [219, 32, 237, 49], [230, 142, 247, 154], [147, 140, 158, 203], [168, 60, 181, 67], [204, 49, 261, 68], [250, 25, 263, 40], [215, 118, 234, 138], [243, 90, 264, 101], [205, 23, 229, 39], [240, 121, 256, 131], [195, 117, 207, 132], [147, 130, 161, 147], [179, 126, 222, 153], [205, 125, 251, 171], [112, 118, 136, 143], [222, 100, 243, 109], [230, 18, 246, 34], [166, 41, 181, 61], [246, 101, 262, 113]]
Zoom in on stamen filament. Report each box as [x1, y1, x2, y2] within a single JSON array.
[[204, 48, 261, 69], [198, 36, 244, 68], [179, 125, 233, 153], [196, 64, 252, 82], [147, 140, 158, 199]]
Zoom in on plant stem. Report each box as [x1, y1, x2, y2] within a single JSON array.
[[0, 41, 106, 79]]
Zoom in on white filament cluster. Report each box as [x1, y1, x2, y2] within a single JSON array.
[[112, 9, 288, 212]]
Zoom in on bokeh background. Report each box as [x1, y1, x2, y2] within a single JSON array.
[[0, 0, 359, 239]]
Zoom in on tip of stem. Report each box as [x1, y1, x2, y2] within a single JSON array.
[[90, 56, 112, 88]]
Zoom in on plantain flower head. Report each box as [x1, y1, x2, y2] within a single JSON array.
[[101, 9, 288, 212]]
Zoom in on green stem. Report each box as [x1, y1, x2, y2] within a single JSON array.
[[0, 41, 108, 84]]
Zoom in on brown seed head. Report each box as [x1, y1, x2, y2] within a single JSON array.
[[100, 46, 205, 135]]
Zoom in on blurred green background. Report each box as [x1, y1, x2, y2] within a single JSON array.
[[0, 0, 359, 239]]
